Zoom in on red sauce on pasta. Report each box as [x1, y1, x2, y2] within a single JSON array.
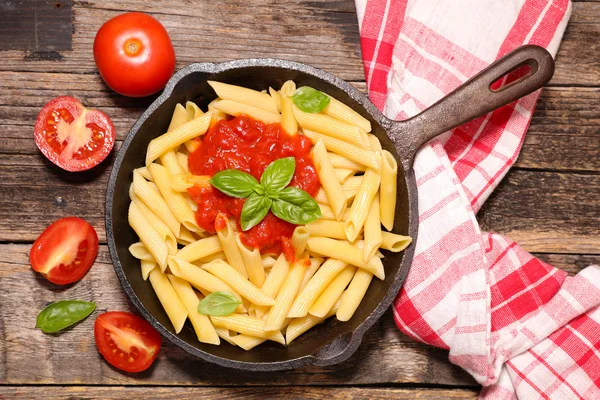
[[187, 115, 320, 255]]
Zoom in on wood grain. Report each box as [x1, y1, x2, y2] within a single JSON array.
[[0, 2, 596, 87], [0, 386, 479, 400]]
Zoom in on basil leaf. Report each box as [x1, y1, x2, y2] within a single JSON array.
[[210, 169, 260, 198], [271, 187, 322, 225], [197, 292, 241, 316], [292, 86, 331, 113], [260, 157, 295, 195], [36, 300, 96, 334], [240, 193, 272, 231]]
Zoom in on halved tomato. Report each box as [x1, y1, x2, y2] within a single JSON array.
[[30, 217, 99, 285], [94, 312, 162, 373], [34, 96, 115, 172]]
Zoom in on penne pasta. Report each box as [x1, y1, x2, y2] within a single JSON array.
[[305, 219, 347, 240], [311, 140, 346, 220], [334, 168, 355, 183], [215, 214, 248, 279], [168, 274, 220, 345], [314, 183, 360, 205], [133, 171, 181, 237], [208, 81, 279, 113], [322, 96, 371, 133], [168, 103, 189, 132], [202, 260, 274, 306], [300, 257, 324, 289], [344, 168, 381, 242], [236, 235, 265, 288], [262, 255, 277, 268], [286, 299, 340, 344], [176, 152, 190, 174], [269, 87, 283, 112], [309, 265, 356, 318], [171, 173, 211, 192], [149, 163, 200, 233], [380, 232, 413, 252], [176, 235, 222, 262], [129, 242, 154, 262], [148, 268, 188, 333], [146, 112, 212, 165], [186, 101, 204, 119], [328, 152, 365, 171], [380, 150, 398, 231], [160, 150, 185, 175], [210, 314, 285, 344], [128, 201, 169, 270], [207, 99, 226, 127], [304, 130, 380, 170], [291, 226, 309, 258], [130, 191, 178, 259], [215, 327, 238, 346], [363, 194, 382, 261], [229, 334, 266, 351], [255, 254, 289, 318], [213, 100, 281, 124], [176, 225, 197, 246], [293, 104, 368, 146], [264, 258, 307, 331], [306, 237, 384, 280], [193, 252, 227, 265], [337, 268, 373, 322], [288, 258, 347, 318], [280, 80, 297, 135], [135, 166, 153, 181], [141, 259, 156, 281]]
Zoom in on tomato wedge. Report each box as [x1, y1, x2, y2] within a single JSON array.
[[30, 217, 99, 285], [94, 312, 162, 373], [34, 96, 115, 172]]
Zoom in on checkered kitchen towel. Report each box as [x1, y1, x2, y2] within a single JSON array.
[[354, 0, 600, 398]]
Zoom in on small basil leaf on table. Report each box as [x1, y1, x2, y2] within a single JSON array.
[[271, 186, 322, 225], [240, 193, 272, 231], [260, 157, 295, 195], [198, 292, 241, 316], [210, 169, 260, 198], [292, 86, 331, 113], [36, 300, 96, 333]]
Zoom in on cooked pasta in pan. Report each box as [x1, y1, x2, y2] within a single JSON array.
[[127, 80, 412, 347]]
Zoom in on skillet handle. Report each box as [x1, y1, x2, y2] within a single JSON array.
[[390, 45, 554, 170]]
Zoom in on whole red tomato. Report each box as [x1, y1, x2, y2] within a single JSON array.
[[93, 12, 176, 97]]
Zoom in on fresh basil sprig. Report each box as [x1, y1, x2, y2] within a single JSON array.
[[197, 292, 241, 316], [36, 300, 96, 333], [210, 157, 322, 231], [292, 86, 330, 113]]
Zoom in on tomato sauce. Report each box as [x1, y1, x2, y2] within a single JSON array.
[[187, 115, 320, 255]]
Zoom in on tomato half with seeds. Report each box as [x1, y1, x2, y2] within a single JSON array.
[[30, 217, 99, 285], [94, 312, 162, 373], [34, 96, 115, 172]]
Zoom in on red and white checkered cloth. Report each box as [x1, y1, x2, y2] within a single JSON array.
[[354, 0, 600, 398]]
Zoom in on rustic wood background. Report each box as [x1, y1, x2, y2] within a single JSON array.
[[0, 0, 598, 399]]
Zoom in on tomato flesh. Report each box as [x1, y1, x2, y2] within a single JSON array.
[[30, 217, 99, 285], [34, 96, 115, 172], [94, 312, 161, 373]]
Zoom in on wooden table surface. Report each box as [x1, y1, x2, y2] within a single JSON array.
[[0, 0, 598, 399]]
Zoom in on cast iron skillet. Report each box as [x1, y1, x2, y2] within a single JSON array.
[[106, 45, 554, 371]]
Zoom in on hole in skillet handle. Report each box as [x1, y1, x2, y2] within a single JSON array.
[[490, 59, 536, 92]]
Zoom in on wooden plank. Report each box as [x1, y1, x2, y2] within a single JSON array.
[[0, 244, 475, 386], [0, 71, 597, 172], [0, 0, 72, 51], [0, 386, 479, 400], [0, 2, 596, 87], [534, 253, 600, 276], [478, 170, 600, 254]]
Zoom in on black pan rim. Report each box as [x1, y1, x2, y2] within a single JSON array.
[[105, 58, 419, 371]]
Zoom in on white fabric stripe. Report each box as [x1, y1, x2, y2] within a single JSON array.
[[367, 0, 392, 87], [524, 0, 553, 43]]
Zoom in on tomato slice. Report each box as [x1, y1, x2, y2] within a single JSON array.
[[30, 217, 99, 285], [34, 96, 115, 172], [94, 312, 162, 373]]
